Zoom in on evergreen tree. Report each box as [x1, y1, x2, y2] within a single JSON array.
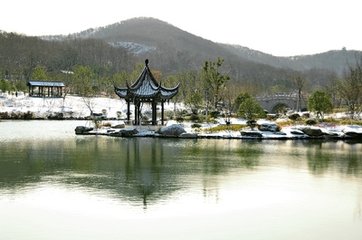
[[308, 90, 333, 120], [238, 94, 265, 121], [201, 57, 230, 109], [31, 65, 48, 80]]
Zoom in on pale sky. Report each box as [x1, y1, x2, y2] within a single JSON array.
[[1, 0, 361, 56]]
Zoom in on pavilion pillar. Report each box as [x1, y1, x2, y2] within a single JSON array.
[[138, 102, 141, 125], [134, 101, 138, 125], [152, 101, 157, 125], [127, 101, 130, 123], [135, 101, 142, 125], [161, 101, 165, 125]]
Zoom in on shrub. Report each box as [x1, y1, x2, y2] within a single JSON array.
[[189, 113, 200, 122], [191, 123, 202, 128], [176, 116, 184, 123], [102, 122, 112, 127], [288, 113, 301, 121], [305, 118, 317, 125], [210, 111, 220, 118]]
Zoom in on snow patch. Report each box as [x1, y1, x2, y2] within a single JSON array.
[[110, 41, 156, 55]]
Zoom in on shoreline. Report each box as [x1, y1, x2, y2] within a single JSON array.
[[74, 123, 362, 142]]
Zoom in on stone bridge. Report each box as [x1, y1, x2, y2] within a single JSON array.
[[256, 93, 307, 113]]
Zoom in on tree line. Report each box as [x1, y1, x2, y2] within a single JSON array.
[[2, 56, 362, 121], [0, 31, 134, 87], [1, 31, 361, 120]]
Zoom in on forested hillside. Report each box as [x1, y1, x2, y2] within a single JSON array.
[[48, 18, 303, 92], [0, 31, 134, 80], [1, 17, 360, 96], [221, 44, 362, 75]]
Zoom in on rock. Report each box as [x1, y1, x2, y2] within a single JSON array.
[[240, 130, 263, 138], [110, 128, 139, 137], [342, 125, 362, 138], [258, 123, 280, 132], [180, 133, 198, 138], [157, 124, 186, 137], [75, 126, 93, 134], [112, 122, 126, 129], [290, 129, 306, 135], [301, 127, 324, 137], [288, 113, 301, 121], [344, 131, 362, 138], [121, 129, 139, 137]]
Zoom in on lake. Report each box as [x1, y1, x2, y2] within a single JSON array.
[[0, 120, 361, 240]]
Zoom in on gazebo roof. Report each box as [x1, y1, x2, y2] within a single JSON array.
[[115, 59, 179, 101], [27, 80, 65, 87]]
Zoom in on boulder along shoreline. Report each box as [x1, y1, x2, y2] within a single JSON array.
[[74, 124, 362, 141]]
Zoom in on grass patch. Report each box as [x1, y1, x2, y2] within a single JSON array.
[[204, 124, 246, 132], [322, 118, 362, 125], [276, 117, 362, 127]]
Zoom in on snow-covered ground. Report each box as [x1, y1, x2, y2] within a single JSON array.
[[1, 91, 362, 140], [0, 91, 180, 119]]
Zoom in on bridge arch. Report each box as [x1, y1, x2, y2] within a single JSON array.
[[256, 93, 306, 113], [271, 103, 290, 114]]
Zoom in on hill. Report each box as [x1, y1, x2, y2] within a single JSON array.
[[60, 17, 361, 89], [62, 17, 254, 71], [221, 44, 361, 75], [2, 17, 361, 94], [50, 18, 300, 92], [0, 31, 134, 80]]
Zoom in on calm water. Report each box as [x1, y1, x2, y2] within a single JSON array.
[[0, 120, 362, 240]]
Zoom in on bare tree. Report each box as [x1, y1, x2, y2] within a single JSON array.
[[201, 57, 230, 110], [337, 61, 362, 119], [293, 74, 306, 112]]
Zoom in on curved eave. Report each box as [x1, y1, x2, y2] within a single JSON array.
[[159, 88, 179, 100], [160, 82, 180, 92], [114, 86, 128, 98]]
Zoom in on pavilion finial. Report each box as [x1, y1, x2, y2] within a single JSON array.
[[145, 59, 149, 66]]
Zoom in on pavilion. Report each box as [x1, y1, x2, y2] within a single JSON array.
[[114, 59, 179, 125], [27, 80, 65, 98]]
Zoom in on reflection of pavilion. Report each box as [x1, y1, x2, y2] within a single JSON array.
[[124, 138, 165, 208], [115, 59, 179, 125]]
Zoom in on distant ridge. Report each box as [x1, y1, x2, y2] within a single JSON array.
[[221, 44, 361, 75], [57, 17, 361, 75], [3, 17, 362, 93]]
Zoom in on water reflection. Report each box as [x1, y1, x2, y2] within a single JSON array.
[[1, 126, 362, 240], [0, 137, 265, 207], [305, 140, 362, 176], [0, 137, 362, 195]]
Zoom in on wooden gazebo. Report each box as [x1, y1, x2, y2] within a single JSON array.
[[114, 59, 179, 125], [27, 80, 65, 97]]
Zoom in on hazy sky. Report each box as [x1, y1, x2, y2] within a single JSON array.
[[1, 0, 361, 56]]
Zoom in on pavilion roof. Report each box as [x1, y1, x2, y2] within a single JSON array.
[[27, 80, 65, 87], [115, 59, 179, 101]]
